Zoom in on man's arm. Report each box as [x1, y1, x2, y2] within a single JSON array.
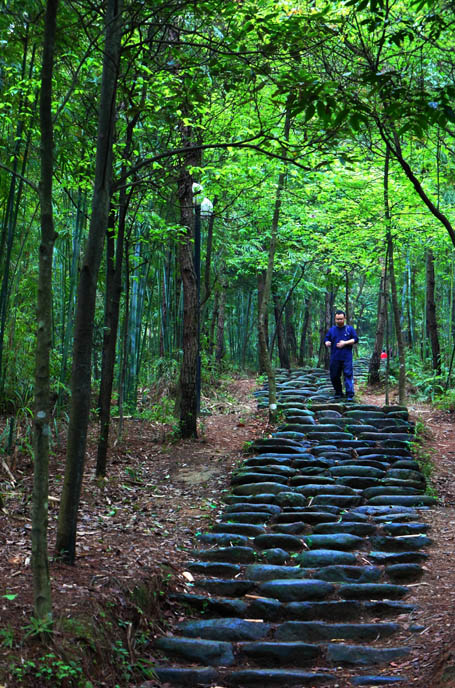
[[336, 338, 355, 348], [336, 327, 358, 348]]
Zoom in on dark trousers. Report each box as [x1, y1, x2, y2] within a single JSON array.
[[330, 357, 354, 398]]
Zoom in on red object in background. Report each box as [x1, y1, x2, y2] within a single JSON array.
[[380, 351, 387, 360]]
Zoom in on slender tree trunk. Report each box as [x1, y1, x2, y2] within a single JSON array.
[[124, 241, 144, 411], [351, 273, 366, 325], [118, 241, 130, 438], [32, 0, 58, 621], [368, 269, 387, 385], [200, 196, 217, 330], [95, 195, 126, 477], [384, 245, 391, 406], [57, 189, 85, 413], [298, 296, 311, 365], [307, 306, 314, 360], [215, 276, 226, 366], [325, 291, 334, 369], [285, 297, 298, 366], [384, 147, 406, 404], [426, 249, 441, 374], [241, 291, 252, 369], [159, 260, 167, 356], [258, 266, 277, 420], [176, 159, 199, 437], [258, 104, 292, 420], [345, 270, 350, 322], [257, 270, 268, 374], [272, 289, 290, 369], [209, 291, 219, 360], [56, 0, 122, 563], [318, 290, 333, 369], [407, 257, 414, 347]]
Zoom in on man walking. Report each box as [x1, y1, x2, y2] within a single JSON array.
[[325, 310, 358, 400]]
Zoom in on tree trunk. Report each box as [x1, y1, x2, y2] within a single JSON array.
[[405, 254, 414, 349], [345, 270, 350, 322], [272, 289, 290, 369], [32, 0, 58, 621], [384, 146, 406, 404], [426, 249, 441, 374], [298, 296, 311, 365], [117, 240, 130, 438], [258, 267, 277, 420], [285, 297, 298, 366], [215, 276, 226, 366], [318, 290, 333, 369], [368, 269, 387, 385], [159, 259, 167, 356], [257, 270, 268, 374], [241, 291, 252, 369], [57, 189, 85, 413], [56, 0, 122, 563], [200, 196, 217, 330], [176, 159, 199, 438], [209, 290, 219, 360], [257, 104, 292, 420], [95, 195, 126, 477], [351, 274, 366, 325]]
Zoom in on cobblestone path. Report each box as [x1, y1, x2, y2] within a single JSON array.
[[152, 362, 435, 687]]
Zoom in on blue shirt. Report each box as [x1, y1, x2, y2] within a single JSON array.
[[325, 324, 358, 361]]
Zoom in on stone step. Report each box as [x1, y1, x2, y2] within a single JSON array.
[[226, 669, 336, 685], [275, 621, 400, 641], [153, 667, 219, 686], [154, 636, 235, 665]]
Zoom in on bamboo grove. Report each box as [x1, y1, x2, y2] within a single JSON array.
[[1, 0, 455, 617]]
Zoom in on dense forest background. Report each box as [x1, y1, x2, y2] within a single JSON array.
[[1, 0, 455, 623]]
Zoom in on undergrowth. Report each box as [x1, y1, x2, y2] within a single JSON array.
[[2, 570, 170, 687], [410, 419, 438, 498]]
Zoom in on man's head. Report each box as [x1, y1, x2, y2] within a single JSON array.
[[335, 310, 346, 327]]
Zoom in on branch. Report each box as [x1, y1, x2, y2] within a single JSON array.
[[114, 138, 330, 191], [381, 127, 455, 249], [0, 162, 39, 194], [270, 264, 310, 354]]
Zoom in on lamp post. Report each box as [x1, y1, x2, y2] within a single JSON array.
[[192, 184, 213, 413]]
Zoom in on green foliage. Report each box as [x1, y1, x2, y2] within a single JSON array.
[[2, 591, 17, 601], [434, 389, 455, 413], [0, 626, 14, 648], [410, 440, 437, 497], [23, 614, 53, 640], [410, 372, 445, 402], [406, 352, 447, 402], [111, 640, 156, 682], [134, 397, 175, 424], [9, 653, 84, 686]]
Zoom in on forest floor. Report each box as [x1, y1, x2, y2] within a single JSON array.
[[1, 376, 455, 686]]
